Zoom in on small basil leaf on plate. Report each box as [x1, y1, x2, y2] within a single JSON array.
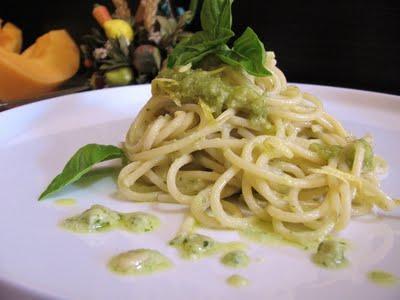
[[39, 144, 125, 200], [218, 27, 271, 76]]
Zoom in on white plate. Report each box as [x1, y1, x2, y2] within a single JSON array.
[[0, 84, 399, 300]]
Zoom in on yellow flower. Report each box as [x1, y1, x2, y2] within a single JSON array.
[[103, 19, 134, 43]]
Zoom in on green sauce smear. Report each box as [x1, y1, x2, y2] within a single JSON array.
[[312, 240, 348, 269], [54, 198, 76, 206], [226, 274, 249, 287], [169, 233, 245, 260], [221, 250, 250, 268], [62, 204, 160, 233], [120, 212, 160, 233], [109, 249, 172, 276], [367, 270, 399, 286], [240, 219, 314, 250]]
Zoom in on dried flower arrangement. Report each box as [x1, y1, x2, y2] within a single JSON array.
[[81, 0, 198, 88]]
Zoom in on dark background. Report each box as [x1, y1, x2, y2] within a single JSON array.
[[1, 0, 399, 94]]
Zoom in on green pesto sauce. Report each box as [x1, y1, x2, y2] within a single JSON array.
[[169, 233, 245, 260], [176, 175, 209, 195], [240, 219, 314, 251], [309, 143, 342, 161], [153, 68, 270, 129], [121, 212, 160, 233], [109, 249, 172, 275], [62, 205, 120, 233], [221, 250, 250, 268], [312, 240, 348, 269], [226, 274, 249, 287], [345, 138, 374, 171], [367, 270, 399, 286], [62, 205, 160, 233], [310, 138, 374, 171], [54, 198, 76, 206]]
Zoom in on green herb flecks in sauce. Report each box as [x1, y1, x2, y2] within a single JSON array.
[[221, 250, 250, 268], [109, 249, 172, 276], [312, 240, 348, 269], [367, 270, 398, 286], [169, 233, 215, 259], [121, 212, 160, 233], [226, 274, 249, 287], [169, 233, 245, 260], [62, 205, 160, 233], [62, 205, 121, 233]]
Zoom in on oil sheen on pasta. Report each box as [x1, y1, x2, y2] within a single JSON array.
[[109, 249, 172, 275], [62, 204, 160, 233]]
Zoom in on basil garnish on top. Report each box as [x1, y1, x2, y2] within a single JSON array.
[[200, 0, 233, 39], [217, 27, 270, 76], [167, 0, 271, 77]]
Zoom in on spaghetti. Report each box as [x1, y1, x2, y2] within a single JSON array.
[[118, 52, 398, 246]]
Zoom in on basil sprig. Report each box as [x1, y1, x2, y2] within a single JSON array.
[[39, 144, 125, 200], [200, 0, 233, 39], [217, 27, 270, 76], [167, 0, 271, 77]]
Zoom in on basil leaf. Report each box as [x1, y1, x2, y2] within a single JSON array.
[[201, 0, 233, 38], [168, 0, 234, 68], [232, 27, 267, 65], [217, 50, 270, 77], [167, 29, 233, 67], [167, 0, 271, 77], [39, 144, 124, 200], [217, 27, 271, 76], [167, 32, 212, 67]]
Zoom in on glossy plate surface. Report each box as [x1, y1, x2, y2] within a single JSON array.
[[0, 84, 399, 300]]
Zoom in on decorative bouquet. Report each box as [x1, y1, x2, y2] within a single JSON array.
[[81, 0, 198, 88]]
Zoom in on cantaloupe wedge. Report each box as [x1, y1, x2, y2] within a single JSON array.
[[0, 22, 22, 53], [0, 30, 80, 101]]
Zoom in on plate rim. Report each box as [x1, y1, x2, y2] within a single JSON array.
[[0, 83, 399, 118], [0, 83, 399, 299]]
